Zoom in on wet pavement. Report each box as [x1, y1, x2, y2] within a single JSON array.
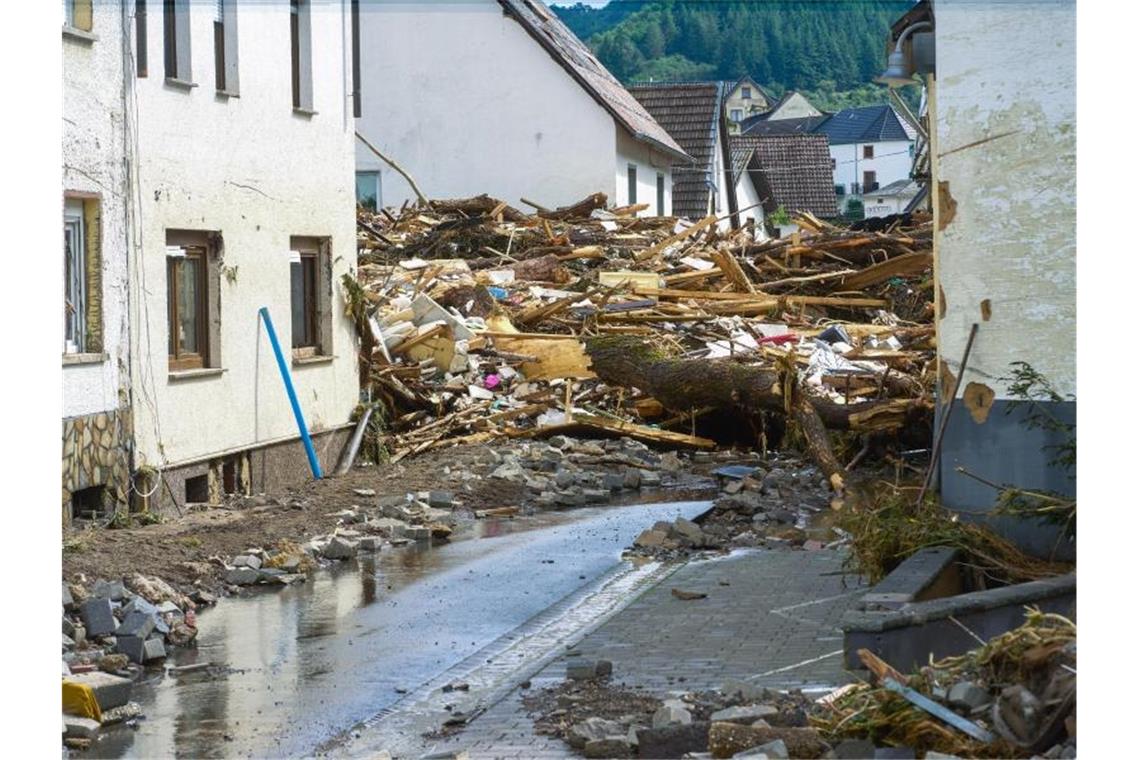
[[87, 500, 710, 759]]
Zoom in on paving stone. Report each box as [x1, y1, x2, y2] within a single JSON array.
[[733, 739, 788, 758], [833, 739, 876, 759], [80, 598, 116, 637], [709, 705, 779, 725], [65, 672, 132, 710], [428, 490, 454, 508], [636, 722, 710, 759], [225, 567, 261, 585], [142, 636, 167, 662], [91, 580, 127, 601], [116, 635, 146, 664], [115, 610, 156, 639], [568, 718, 626, 749], [566, 659, 611, 680], [232, 554, 263, 570], [323, 536, 359, 559], [400, 526, 431, 541], [653, 703, 693, 728], [63, 715, 101, 740], [122, 597, 159, 617]]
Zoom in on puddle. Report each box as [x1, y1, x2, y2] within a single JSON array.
[[85, 500, 710, 759]]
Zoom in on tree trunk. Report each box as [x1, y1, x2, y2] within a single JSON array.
[[583, 335, 930, 488]]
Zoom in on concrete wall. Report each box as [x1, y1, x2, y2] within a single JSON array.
[[614, 129, 673, 216], [62, 2, 129, 420], [931, 0, 1076, 550], [129, 0, 359, 474], [355, 0, 617, 210]]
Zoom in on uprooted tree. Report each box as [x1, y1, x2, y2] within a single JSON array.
[[582, 335, 932, 491]]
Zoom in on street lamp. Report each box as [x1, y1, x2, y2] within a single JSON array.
[[876, 21, 932, 87]]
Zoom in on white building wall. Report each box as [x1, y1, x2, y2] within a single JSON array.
[[614, 129, 673, 216], [355, 0, 616, 210], [130, 0, 358, 468], [934, 0, 1076, 400], [830, 139, 914, 197], [62, 4, 129, 419], [733, 175, 767, 239]]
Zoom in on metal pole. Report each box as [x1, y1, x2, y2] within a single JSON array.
[[258, 307, 323, 479], [915, 322, 979, 507]]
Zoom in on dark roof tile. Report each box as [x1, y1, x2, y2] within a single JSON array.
[[730, 134, 839, 219], [812, 105, 913, 145]]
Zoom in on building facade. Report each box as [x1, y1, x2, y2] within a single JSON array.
[[927, 0, 1075, 557], [353, 0, 684, 215], [127, 0, 360, 511], [816, 105, 916, 218], [62, 1, 134, 522]]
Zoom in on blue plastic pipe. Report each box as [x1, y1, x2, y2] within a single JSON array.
[[258, 307, 323, 479]]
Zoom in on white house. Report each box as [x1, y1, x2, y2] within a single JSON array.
[[863, 179, 921, 217], [353, 0, 687, 215], [128, 0, 359, 510], [920, 0, 1074, 557], [723, 75, 773, 129], [62, 1, 133, 521], [813, 104, 916, 217]]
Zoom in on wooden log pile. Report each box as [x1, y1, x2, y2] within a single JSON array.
[[348, 193, 936, 485]]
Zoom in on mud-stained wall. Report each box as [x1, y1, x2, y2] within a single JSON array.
[[931, 0, 1075, 557], [933, 0, 1076, 401]]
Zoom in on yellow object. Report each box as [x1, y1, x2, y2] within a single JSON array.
[[62, 681, 103, 722]]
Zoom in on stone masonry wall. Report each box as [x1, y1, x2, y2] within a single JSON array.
[[62, 407, 132, 522]]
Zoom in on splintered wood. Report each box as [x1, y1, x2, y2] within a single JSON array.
[[352, 194, 935, 472]]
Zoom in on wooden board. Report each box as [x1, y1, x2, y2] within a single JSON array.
[[522, 415, 715, 449], [598, 271, 664, 291], [491, 335, 596, 380]]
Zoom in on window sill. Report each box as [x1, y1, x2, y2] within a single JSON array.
[[292, 354, 335, 367], [168, 367, 226, 382], [62, 352, 108, 366], [216, 89, 240, 99], [62, 25, 98, 44], [292, 106, 319, 118], [165, 77, 199, 91]]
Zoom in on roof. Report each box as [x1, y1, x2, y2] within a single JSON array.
[[812, 104, 913, 145], [740, 114, 830, 137], [869, 179, 920, 198], [498, 0, 688, 162], [724, 75, 776, 105], [628, 82, 724, 220], [730, 134, 839, 219]]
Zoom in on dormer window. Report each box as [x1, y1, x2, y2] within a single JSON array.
[[741, 86, 752, 100]]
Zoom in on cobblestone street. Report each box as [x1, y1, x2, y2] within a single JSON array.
[[391, 548, 866, 759]]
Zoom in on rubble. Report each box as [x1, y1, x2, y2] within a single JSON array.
[[349, 195, 935, 484]]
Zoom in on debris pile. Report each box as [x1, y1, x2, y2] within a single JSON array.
[[813, 609, 1076, 759], [349, 194, 936, 485], [62, 574, 203, 749]]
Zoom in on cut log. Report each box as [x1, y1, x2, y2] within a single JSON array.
[[537, 192, 608, 220], [509, 254, 571, 283]]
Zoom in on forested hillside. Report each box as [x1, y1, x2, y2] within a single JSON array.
[[554, 0, 912, 108]]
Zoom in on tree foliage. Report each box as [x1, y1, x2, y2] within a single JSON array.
[[555, 0, 911, 104]]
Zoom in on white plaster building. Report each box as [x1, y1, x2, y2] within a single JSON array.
[[814, 104, 916, 218], [127, 0, 359, 509], [863, 179, 921, 217], [62, 1, 134, 519], [353, 0, 687, 215]]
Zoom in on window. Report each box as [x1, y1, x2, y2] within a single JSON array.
[[863, 171, 878, 192], [355, 172, 381, 210], [291, 0, 314, 112], [163, 0, 192, 84], [351, 0, 361, 117], [831, 157, 837, 170], [741, 86, 751, 100], [135, 0, 147, 77], [656, 173, 666, 216], [289, 237, 332, 359], [835, 184, 845, 196], [627, 164, 637, 205], [863, 145, 874, 159], [909, 144, 916, 158], [64, 195, 103, 356], [65, 0, 93, 32], [214, 0, 239, 94], [730, 109, 743, 122], [166, 231, 220, 372]]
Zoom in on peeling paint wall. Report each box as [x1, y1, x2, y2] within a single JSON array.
[[934, 0, 1076, 401], [129, 1, 359, 470], [355, 0, 618, 210]]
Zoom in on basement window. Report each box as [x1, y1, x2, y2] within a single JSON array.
[[185, 474, 209, 504], [214, 0, 240, 95], [290, 236, 333, 361], [64, 195, 103, 357], [163, 0, 193, 85], [627, 164, 637, 205], [71, 485, 108, 521], [167, 230, 221, 373], [291, 0, 314, 112]]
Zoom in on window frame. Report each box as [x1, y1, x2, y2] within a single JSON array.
[[289, 236, 333, 361], [741, 86, 751, 100], [163, 0, 193, 85], [627, 164, 637, 205], [355, 171, 381, 209], [863, 170, 878, 192], [290, 250, 319, 356], [351, 0, 361, 117], [135, 0, 148, 77], [167, 245, 210, 371], [656, 172, 665, 216], [863, 144, 874, 159], [66, 0, 94, 32], [64, 200, 87, 354], [730, 108, 743, 122], [291, 0, 314, 113]]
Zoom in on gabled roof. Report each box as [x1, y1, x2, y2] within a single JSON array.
[[724, 75, 775, 105], [730, 134, 839, 219], [498, 0, 688, 161], [740, 114, 830, 137], [628, 81, 724, 220], [812, 104, 913, 145]]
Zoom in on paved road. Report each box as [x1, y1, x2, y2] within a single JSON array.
[[89, 501, 710, 759]]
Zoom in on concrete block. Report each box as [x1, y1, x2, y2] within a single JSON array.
[[65, 672, 132, 710], [91, 580, 128, 601], [116, 635, 146, 664], [232, 554, 262, 570], [225, 567, 261, 585], [116, 611, 156, 640], [80, 598, 116, 637], [710, 705, 778, 724], [142, 637, 166, 662], [734, 739, 788, 758], [653, 703, 693, 728], [62, 584, 74, 609], [63, 715, 101, 740], [428, 490, 454, 508]]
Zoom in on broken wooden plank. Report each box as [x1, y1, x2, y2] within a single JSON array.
[[521, 415, 715, 449], [634, 215, 718, 261]]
